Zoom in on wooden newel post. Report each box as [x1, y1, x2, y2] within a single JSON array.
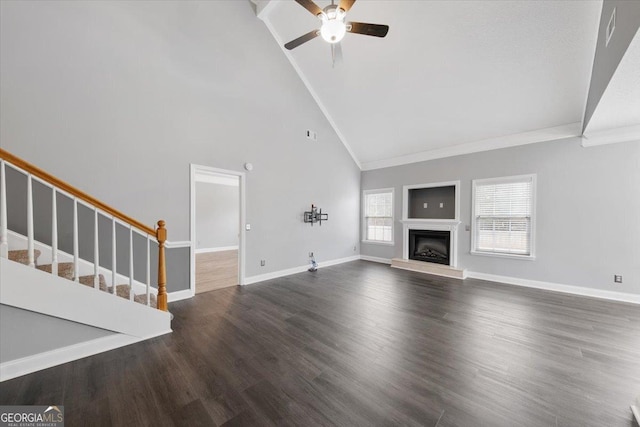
[[156, 220, 168, 311]]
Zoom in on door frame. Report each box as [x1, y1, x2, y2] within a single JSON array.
[[190, 163, 246, 295]]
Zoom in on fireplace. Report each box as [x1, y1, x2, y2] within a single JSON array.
[[409, 229, 450, 265]]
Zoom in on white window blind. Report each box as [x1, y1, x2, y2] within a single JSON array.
[[472, 175, 535, 257], [364, 190, 393, 242]]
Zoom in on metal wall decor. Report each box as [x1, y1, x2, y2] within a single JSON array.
[[304, 204, 328, 226]]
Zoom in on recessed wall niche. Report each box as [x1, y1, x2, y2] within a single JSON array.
[[408, 185, 456, 220]]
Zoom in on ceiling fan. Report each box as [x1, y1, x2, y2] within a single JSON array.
[[284, 0, 389, 65]]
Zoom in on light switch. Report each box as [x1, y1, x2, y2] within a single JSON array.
[[439, 203, 444, 208], [423, 203, 428, 208], [245, 224, 251, 231]]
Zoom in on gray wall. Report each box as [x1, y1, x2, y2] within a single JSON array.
[[583, 0, 640, 130], [196, 182, 239, 250], [0, 304, 114, 363], [361, 138, 640, 295], [0, 1, 361, 284]]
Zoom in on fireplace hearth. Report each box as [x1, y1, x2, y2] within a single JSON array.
[[409, 229, 450, 265]]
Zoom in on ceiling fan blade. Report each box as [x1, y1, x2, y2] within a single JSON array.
[[338, 0, 356, 12], [347, 22, 389, 38], [284, 29, 320, 50], [331, 42, 343, 68], [294, 0, 323, 17]]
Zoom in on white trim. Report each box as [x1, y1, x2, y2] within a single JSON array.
[[469, 250, 536, 261], [581, 124, 640, 147], [471, 174, 537, 260], [361, 240, 394, 246], [244, 256, 360, 285], [360, 255, 392, 265], [164, 240, 191, 249], [466, 271, 640, 305], [259, 14, 362, 170], [362, 188, 395, 245], [0, 331, 168, 382], [195, 246, 239, 254], [402, 180, 460, 222], [167, 289, 194, 303], [361, 123, 582, 171], [190, 164, 246, 297]]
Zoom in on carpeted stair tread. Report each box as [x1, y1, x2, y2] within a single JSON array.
[[107, 284, 157, 308], [78, 274, 108, 292], [37, 262, 75, 280], [9, 249, 41, 265]]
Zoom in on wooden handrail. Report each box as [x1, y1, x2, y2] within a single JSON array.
[[0, 148, 155, 236], [1, 148, 169, 312]]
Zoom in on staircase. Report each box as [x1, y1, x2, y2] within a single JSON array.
[[8, 249, 158, 307], [0, 148, 171, 381]]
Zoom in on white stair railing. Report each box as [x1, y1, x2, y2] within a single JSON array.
[[0, 149, 168, 311]]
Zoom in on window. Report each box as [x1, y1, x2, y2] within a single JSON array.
[[363, 189, 394, 243], [472, 174, 536, 259]]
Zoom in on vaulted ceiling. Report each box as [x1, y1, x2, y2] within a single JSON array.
[[254, 0, 638, 170]]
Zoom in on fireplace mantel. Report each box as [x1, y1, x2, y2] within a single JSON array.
[[401, 220, 461, 268]]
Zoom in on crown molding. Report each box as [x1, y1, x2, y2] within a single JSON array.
[[581, 124, 640, 147], [361, 122, 582, 171]]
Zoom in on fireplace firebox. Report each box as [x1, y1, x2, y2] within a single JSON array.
[[409, 229, 450, 265]]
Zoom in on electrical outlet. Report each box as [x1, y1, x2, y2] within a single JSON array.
[[439, 203, 444, 208], [614, 275, 622, 283], [423, 203, 428, 208], [309, 252, 314, 257], [353, 245, 357, 251], [260, 260, 266, 267]]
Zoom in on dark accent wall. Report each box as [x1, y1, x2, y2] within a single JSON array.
[[408, 185, 455, 219]]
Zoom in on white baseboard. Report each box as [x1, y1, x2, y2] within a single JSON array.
[[244, 255, 360, 285], [167, 289, 194, 303], [0, 330, 169, 382], [195, 246, 238, 254], [360, 255, 392, 264], [466, 271, 640, 305]]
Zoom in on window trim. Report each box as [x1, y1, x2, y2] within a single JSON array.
[[471, 174, 537, 260], [362, 188, 395, 245]]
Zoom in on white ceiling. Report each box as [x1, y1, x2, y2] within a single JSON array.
[[259, 0, 602, 169], [585, 31, 640, 134]]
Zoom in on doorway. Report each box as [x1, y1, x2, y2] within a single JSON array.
[[190, 164, 245, 294]]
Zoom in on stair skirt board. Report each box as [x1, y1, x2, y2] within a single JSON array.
[[1, 257, 172, 339], [6, 230, 158, 297], [0, 331, 169, 382]]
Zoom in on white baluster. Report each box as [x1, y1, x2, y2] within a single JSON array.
[[0, 161, 7, 258], [51, 189, 58, 277], [73, 198, 79, 282], [27, 174, 35, 268], [146, 235, 151, 306], [94, 209, 100, 290], [129, 226, 134, 301], [111, 218, 117, 295]]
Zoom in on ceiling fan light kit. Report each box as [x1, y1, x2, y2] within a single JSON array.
[[285, 0, 389, 59]]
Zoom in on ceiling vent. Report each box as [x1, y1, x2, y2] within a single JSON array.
[[606, 7, 616, 47]]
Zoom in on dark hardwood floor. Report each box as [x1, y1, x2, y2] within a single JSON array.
[[2, 260, 639, 426]]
